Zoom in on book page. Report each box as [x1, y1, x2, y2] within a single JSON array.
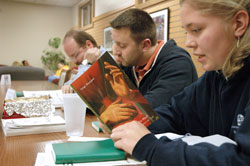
[[156, 133, 237, 147], [1, 116, 66, 136], [2, 116, 65, 128], [5, 88, 17, 100]]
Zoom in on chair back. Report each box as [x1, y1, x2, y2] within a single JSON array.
[[0, 66, 45, 80]]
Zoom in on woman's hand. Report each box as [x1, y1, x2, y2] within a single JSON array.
[[111, 121, 151, 155]]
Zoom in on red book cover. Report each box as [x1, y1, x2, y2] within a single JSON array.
[[71, 52, 158, 132]]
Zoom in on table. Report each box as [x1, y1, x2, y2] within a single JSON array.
[[0, 81, 108, 166]]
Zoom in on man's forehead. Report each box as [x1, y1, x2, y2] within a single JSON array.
[[65, 38, 79, 48], [112, 29, 133, 43]]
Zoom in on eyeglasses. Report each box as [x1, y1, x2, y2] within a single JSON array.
[[70, 48, 81, 61], [70, 46, 88, 62]]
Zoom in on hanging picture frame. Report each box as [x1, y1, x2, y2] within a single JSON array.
[[150, 9, 169, 42], [104, 27, 113, 51]]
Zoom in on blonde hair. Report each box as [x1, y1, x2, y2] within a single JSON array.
[[180, 0, 250, 78], [12, 61, 22, 66]]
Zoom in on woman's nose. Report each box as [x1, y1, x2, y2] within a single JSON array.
[[185, 35, 196, 48]]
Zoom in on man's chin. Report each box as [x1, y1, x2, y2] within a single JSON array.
[[115, 61, 122, 66], [119, 63, 127, 68]]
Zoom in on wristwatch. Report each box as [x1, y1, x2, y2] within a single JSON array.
[[82, 59, 92, 65]]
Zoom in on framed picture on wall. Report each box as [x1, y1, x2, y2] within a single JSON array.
[[150, 9, 169, 42], [104, 27, 113, 51]]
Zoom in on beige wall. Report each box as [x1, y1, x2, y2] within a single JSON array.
[[0, 1, 73, 69], [94, 0, 134, 17], [0, 0, 205, 76]]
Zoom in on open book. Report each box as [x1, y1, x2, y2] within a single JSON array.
[[71, 52, 158, 132]]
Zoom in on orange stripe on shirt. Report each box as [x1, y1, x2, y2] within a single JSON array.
[[135, 40, 164, 82]]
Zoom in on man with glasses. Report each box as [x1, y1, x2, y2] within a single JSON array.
[[62, 28, 106, 93]]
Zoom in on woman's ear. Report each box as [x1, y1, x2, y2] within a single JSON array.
[[232, 10, 249, 38]]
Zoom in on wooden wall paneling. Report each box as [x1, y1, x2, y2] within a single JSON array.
[[169, 26, 184, 33], [84, 4, 132, 47], [140, 0, 204, 76], [170, 15, 181, 22], [135, 0, 167, 9], [82, 0, 204, 77]]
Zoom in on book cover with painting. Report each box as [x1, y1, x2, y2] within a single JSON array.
[[71, 51, 158, 132]]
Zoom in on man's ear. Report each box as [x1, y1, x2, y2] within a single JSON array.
[[85, 40, 94, 48], [232, 10, 249, 38], [141, 38, 152, 52]]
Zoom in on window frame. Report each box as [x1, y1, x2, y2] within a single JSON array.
[[135, 0, 166, 9], [78, 0, 95, 30]]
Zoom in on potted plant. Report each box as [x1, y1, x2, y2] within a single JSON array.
[[41, 37, 66, 73]]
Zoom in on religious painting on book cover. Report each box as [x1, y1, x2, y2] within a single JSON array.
[[71, 52, 158, 131]]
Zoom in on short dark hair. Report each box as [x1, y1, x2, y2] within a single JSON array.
[[63, 28, 98, 47], [59, 59, 65, 65], [110, 8, 157, 45]]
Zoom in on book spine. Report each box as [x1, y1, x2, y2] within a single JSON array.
[[91, 121, 103, 132]]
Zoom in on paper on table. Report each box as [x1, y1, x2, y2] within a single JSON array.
[[156, 132, 237, 147], [68, 136, 108, 142], [5, 88, 17, 100], [35, 153, 62, 166], [1, 116, 66, 136], [23, 90, 63, 107], [155, 132, 184, 140], [3, 116, 65, 129]]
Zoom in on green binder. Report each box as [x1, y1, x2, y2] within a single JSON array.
[[52, 139, 125, 164]]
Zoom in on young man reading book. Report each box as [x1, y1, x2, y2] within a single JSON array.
[[110, 8, 198, 109], [66, 9, 197, 109], [71, 52, 159, 131], [98, 8, 197, 131], [100, 60, 157, 129]]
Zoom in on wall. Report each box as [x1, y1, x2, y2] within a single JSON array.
[[95, 0, 134, 17], [0, 1, 73, 69], [72, 0, 204, 76], [139, 0, 204, 76], [72, 0, 134, 26]]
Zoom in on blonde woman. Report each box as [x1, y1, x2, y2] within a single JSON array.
[[110, 0, 250, 165]]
